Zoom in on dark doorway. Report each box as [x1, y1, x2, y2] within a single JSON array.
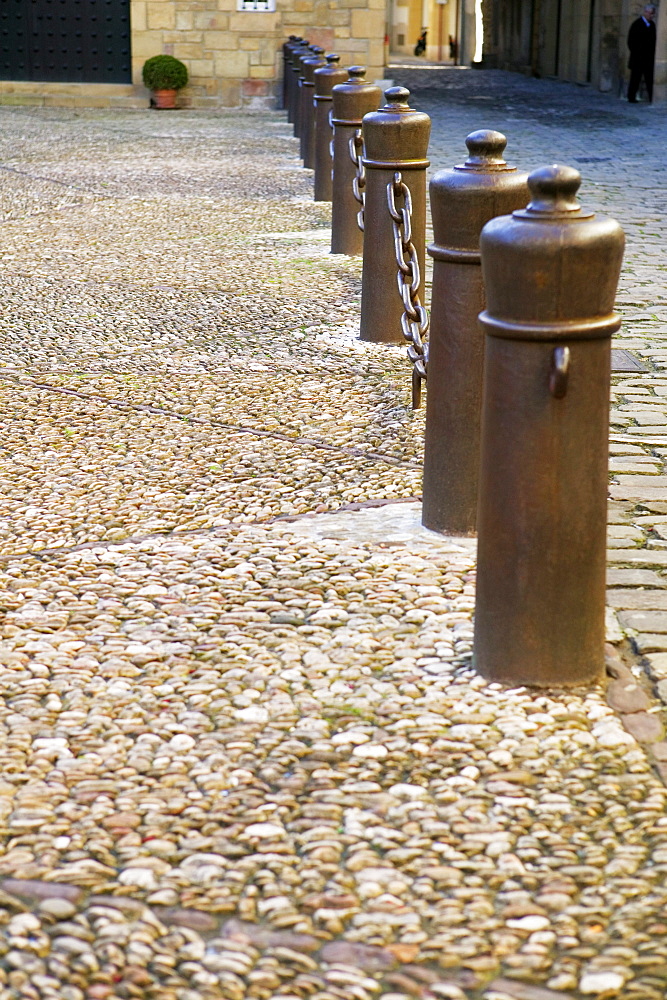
[[0, 0, 132, 84]]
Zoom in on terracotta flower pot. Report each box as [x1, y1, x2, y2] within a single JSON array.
[[153, 89, 177, 109]]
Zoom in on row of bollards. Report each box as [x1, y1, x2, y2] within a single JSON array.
[[283, 40, 383, 247], [280, 40, 625, 690]]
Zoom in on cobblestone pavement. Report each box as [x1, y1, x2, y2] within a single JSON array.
[[0, 70, 666, 1000]]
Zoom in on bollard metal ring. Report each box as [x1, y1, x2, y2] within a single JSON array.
[[549, 345, 571, 398]]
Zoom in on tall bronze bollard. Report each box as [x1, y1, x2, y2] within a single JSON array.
[[474, 165, 624, 687], [291, 41, 310, 132], [296, 44, 320, 140], [288, 40, 308, 127], [330, 67, 382, 255], [359, 87, 430, 344], [300, 47, 325, 167], [313, 55, 346, 201], [422, 131, 529, 536], [282, 36, 299, 111]]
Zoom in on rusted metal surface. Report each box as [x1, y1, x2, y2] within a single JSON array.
[[313, 54, 346, 202], [288, 40, 308, 127], [282, 36, 299, 111], [300, 48, 325, 168], [422, 131, 529, 536], [330, 67, 382, 256], [359, 87, 430, 344], [474, 165, 625, 687]]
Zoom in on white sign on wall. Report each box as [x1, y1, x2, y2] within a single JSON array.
[[237, 0, 276, 10]]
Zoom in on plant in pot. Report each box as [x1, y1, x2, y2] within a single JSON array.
[[142, 55, 189, 110]]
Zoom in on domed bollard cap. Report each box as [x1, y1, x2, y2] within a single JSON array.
[[314, 54, 347, 98], [362, 87, 430, 168], [302, 47, 325, 82], [429, 129, 529, 260], [331, 67, 382, 123], [302, 45, 324, 67], [291, 39, 309, 63], [303, 46, 324, 64], [480, 164, 625, 337]]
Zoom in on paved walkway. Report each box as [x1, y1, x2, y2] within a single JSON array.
[[0, 69, 665, 1000]]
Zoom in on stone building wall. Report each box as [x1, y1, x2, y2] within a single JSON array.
[[0, 0, 388, 109], [481, 0, 666, 102]]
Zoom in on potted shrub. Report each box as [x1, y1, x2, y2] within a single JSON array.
[[142, 55, 189, 110]]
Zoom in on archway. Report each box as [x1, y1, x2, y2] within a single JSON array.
[[387, 0, 466, 63]]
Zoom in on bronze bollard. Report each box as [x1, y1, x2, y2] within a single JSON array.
[[331, 66, 382, 255], [474, 165, 625, 686], [300, 47, 325, 167], [281, 36, 299, 111], [313, 54, 347, 202], [296, 44, 320, 140], [290, 40, 310, 132], [359, 87, 430, 344], [282, 35, 303, 115], [288, 39, 308, 127], [422, 131, 529, 536]]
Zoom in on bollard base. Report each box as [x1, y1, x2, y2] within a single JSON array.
[[473, 651, 607, 689], [421, 511, 476, 538]]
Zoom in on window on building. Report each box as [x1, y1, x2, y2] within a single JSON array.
[[237, 0, 276, 10]]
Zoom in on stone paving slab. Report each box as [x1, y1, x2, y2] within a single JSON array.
[[0, 72, 666, 1000]]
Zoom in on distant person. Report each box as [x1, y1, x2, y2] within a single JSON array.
[[627, 4, 657, 102], [414, 28, 427, 57]]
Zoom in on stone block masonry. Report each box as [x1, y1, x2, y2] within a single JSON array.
[[0, 0, 388, 110]]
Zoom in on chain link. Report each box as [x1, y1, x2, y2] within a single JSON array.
[[387, 171, 429, 409], [349, 128, 365, 232]]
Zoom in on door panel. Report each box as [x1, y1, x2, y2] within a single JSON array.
[[0, 0, 131, 83]]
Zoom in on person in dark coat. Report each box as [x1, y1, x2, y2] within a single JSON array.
[[627, 4, 657, 102]]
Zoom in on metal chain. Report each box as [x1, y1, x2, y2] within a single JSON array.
[[349, 128, 365, 232], [387, 171, 429, 409]]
